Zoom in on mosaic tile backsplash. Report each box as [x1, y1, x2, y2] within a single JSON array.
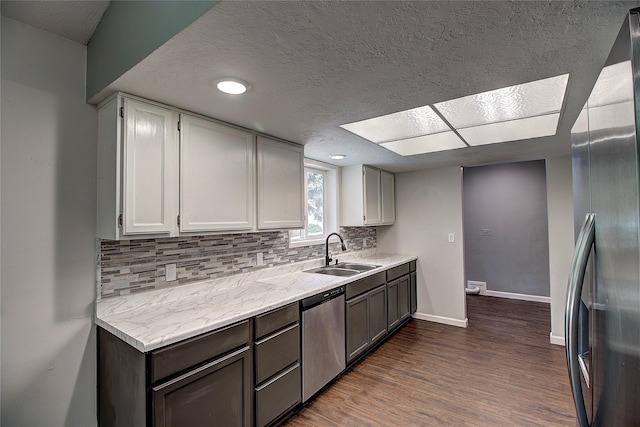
[[99, 226, 377, 297]]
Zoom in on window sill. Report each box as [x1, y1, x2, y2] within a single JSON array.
[[289, 237, 326, 249]]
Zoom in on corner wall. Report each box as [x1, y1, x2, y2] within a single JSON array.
[[1, 18, 98, 426], [546, 155, 574, 345], [377, 167, 466, 326]]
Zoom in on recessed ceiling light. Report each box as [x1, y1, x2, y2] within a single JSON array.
[[330, 154, 346, 160], [215, 78, 250, 95]]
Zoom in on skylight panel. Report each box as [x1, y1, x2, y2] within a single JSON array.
[[459, 114, 560, 146], [434, 74, 569, 129], [338, 73, 570, 156], [339, 105, 450, 144], [380, 132, 466, 156]]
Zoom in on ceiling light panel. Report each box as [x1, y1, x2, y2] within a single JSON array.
[[340, 105, 451, 144], [587, 61, 633, 108], [434, 74, 569, 129], [459, 114, 560, 146], [380, 132, 466, 156]]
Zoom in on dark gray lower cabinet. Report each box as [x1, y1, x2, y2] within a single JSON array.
[[346, 292, 370, 361], [398, 275, 410, 322], [387, 279, 400, 330], [152, 345, 251, 427], [410, 271, 417, 314], [98, 320, 253, 427], [253, 303, 301, 427], [345, 272, 387, 364], [387, 262, 412, 331], [369, 285, 387, 343]]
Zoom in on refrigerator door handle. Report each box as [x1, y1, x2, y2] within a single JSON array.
[[565, 213, 595, 427]]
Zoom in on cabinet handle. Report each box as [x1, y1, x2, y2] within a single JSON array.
[[152, 345, 249, 391], [255, 363, 300, 392], [254, 323, 299, 346]]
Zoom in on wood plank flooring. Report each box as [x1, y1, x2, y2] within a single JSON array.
[[283, 295, 576, 426]]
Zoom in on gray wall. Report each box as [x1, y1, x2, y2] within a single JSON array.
[[463, 160, 550, 297], [1, 18, 98, 426]]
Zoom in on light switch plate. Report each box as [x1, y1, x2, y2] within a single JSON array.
[[448, 233, 455, 243], [257, 252, 264, 266]]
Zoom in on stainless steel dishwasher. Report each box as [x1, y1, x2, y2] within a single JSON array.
[[301, 286, 345, 403]]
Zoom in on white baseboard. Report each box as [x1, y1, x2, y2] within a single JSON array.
[[483, 290, 550, 304], [413, 312, 468, 328], [550, 332, 565, 346]]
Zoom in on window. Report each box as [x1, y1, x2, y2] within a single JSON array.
[[290, 160, 339, 247]]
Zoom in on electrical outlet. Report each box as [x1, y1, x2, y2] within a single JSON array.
[[482, 229, 491, 237], [256, 252, 264, 266], [363, 237, 368, 247], [165, 263, 177, 282], [448, 233, 455, 243]]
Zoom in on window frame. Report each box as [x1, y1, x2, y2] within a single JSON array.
[[289, 159, 340, 248]]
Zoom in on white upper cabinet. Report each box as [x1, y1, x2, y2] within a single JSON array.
[[97, 95, 179, 240], [363, 166, 382, 225], [380, 170, 396, 224], [97, 93, 305, 239], [256, 136, 305, 230], [180, 114, 255, 232], [342, 165, 395, 227]]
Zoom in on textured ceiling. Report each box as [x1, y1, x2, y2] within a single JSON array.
[[7, 1, 640, 172], [1, 0, 109, 45]]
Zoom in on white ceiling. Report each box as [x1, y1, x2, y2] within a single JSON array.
[[4, 1, 640, 172], [1, 0, 109, 45]]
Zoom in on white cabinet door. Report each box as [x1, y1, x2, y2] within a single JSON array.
[[180, 115, 255, 232], [257, 137, 305, 229], [380, 170, 395, 224], [122, 98, 179, 235], [363, 166, 381, 225]]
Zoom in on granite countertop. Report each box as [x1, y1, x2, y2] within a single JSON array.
[[96, 250, 417, 353]]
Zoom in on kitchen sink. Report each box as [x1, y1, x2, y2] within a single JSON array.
[[304, 263, 381, 277], [305, 267, 360, 277], [334, 262, 380, 271]]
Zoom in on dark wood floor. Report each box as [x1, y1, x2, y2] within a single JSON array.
[[283, 296, 576, 426]]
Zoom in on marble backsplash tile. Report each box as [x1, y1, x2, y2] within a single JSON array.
[[98, 226, 377, 298]]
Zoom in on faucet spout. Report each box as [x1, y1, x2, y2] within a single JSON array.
[[325, 232, 347, 266]]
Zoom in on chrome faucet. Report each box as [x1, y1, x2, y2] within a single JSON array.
[[325, 232, 347, 266]]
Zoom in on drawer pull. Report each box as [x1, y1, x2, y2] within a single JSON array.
[[152, 345, 250, 391], [255, 323, 299, 345], [255, 362, 300, 392]]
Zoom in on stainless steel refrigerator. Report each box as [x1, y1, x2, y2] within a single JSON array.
[[567, 9, 640, 426]]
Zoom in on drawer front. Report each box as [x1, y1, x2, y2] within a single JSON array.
[[409, 260, 416, 272], [346, 271, 386, 300], [255, 364, 301, 427], [255, 303, 299, 340], [386, 263, 410, 282], [255, 323, 300, 385], [151, 320, 251, 383]]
